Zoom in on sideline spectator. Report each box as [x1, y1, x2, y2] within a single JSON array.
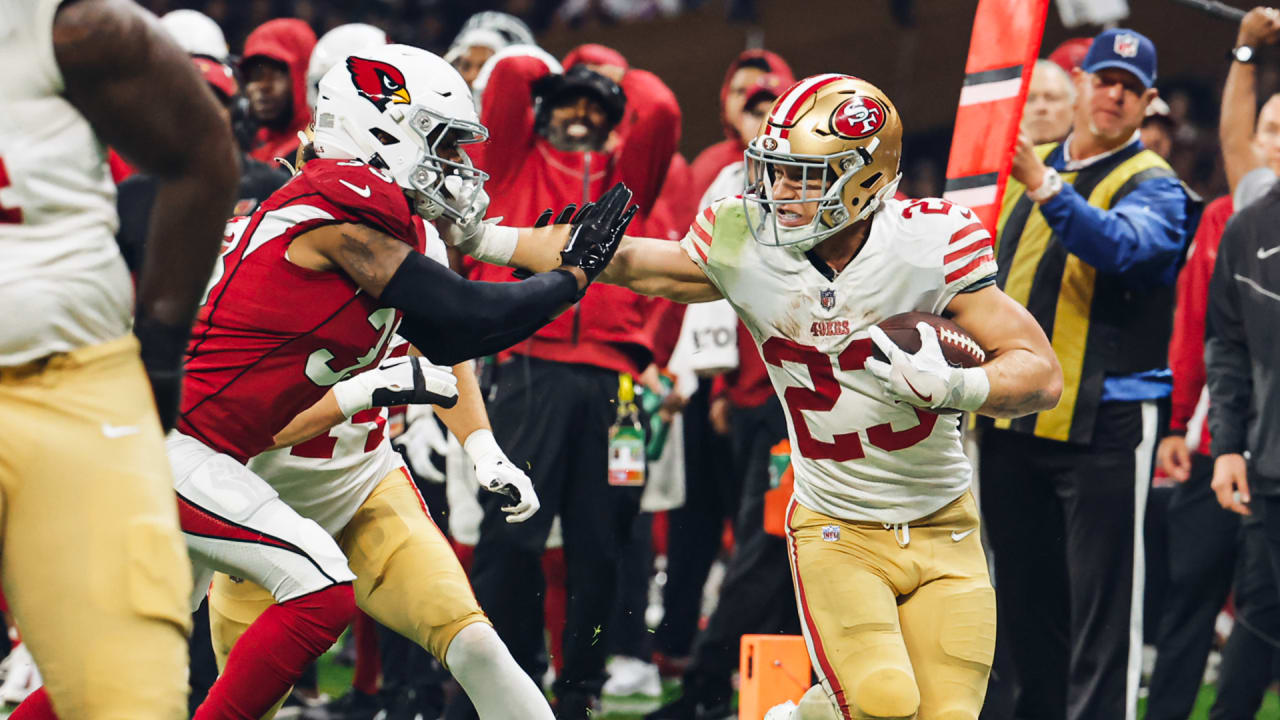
[[1023, 59, 1076, 145], [688, 50, 793, 199], [1221, 7, 1280, 208], [1142, 97, 1177, 161], [446, 11, 536, 88], [241, 18, 316, 164], [452, 48, 679, 719], [980, 28, 1199, 720], [1143, 196, 1240, 720]]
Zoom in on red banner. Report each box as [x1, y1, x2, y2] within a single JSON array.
[[943, 0, 1050, 233]]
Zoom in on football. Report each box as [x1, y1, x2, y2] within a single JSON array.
[[871, 312, 986, 368]]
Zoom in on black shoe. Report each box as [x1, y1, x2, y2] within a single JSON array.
[[553, 692, 596, 720], [643, 693, 734, 720], [300, 690, 382, 720]]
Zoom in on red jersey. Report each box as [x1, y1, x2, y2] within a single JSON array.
[[179, 159, 419, 462]]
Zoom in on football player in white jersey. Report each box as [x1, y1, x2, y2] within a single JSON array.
[[453, 75, 1063, 720], [0, 1, 238, 718]]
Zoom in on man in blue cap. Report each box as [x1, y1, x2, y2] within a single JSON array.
[[978, 27, 1200, 720]]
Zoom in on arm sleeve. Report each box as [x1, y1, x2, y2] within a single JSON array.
[[380, 252, 577, 366], [474, 56, 546, 189], [613, 69, 682, 217], [1168, 200, 1226, 432], [1205, 216, 1253, 457], [1037, 176, 1189, 284]]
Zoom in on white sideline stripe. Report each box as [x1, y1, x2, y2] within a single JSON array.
[[1126, 401, 1158, 720], [958, 78, 1023, 107], [943, 185, 998, 209]]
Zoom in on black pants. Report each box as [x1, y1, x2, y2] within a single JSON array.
[[655, 384, 737, 659], [1146, 453, 1240, 719], [979, 400, 1159, 720], [680, 399, 797, 705], [462, 358, 641, 701], [609, 512, 655, 659], [1210, 514, 1280, 719]]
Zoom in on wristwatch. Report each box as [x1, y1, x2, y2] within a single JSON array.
[[1230, 45, 1257, 64], [1026, 167, 1063, 203]]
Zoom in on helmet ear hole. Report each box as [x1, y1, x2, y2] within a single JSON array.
[[859, 172, 883, 189], [369, 128, 401, 145]]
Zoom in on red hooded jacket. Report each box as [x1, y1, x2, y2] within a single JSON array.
[[689, 49, 793, 200], [242, 19, 316, 165], [467, 53, 681, 376], [1168, 195, 1232, 455]]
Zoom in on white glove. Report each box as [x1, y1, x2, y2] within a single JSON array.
[[464, 429, 539, 523], [863, 322, 990, 413], [392, 405, 449, 483], [332, 356, 459, 418], [763, 701, 797, 720]]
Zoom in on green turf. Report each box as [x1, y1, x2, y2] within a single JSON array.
[[312, 642, 1280, 720]]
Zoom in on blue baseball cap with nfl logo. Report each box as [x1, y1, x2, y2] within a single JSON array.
[[1082, 28, 1157, 90]]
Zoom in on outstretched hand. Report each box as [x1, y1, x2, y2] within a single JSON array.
[[558, 182, 638, 292]]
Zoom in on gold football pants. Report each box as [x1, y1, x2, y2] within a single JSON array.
[[0, 335, 191, 719], [786, 492, 995, 720], [209, 467, 488, 675]]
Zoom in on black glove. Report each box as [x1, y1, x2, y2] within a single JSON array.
[[559, 182, 638, 292], [134, 317, 191, 432], [513, 202, 594, 279]]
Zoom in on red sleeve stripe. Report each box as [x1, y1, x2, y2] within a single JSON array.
[[948, 221, 988, 247], [702, 206, 716, 224], [688, 237, 709, 263], [692, 221, 713, 246], [944, 237, 994, 264], [945, 252, 994, 284]]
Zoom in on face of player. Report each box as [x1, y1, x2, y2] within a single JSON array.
[[1076, 67, 1155, 144], [245, 59, 293, 127], [1140, 121, 1173, 160], [770, 164, 825, 228], [725, 66, 766, 138], [546, 95, 610, 152], [452, 46, 495, 88], [1254, 96, 1280, 176], [1023, 66, 1074, 145], [737, 97, 773, 147]]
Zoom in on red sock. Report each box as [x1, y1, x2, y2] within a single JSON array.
[[351, 611, 380, 696], [195, 584, 355, 720], [10, 687, 56, 720]]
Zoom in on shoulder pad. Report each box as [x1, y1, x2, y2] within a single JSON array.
[[303, 159, 415, 244]]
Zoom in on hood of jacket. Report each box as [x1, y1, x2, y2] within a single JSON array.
[[562, 43, 629, 74], [718, 49, 793, 145], [242, 18, 317, 137]]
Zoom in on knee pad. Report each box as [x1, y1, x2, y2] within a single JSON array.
[[849, 667, 919, 719]]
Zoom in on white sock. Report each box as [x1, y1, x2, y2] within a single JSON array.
[[445, 622, 555, 720]]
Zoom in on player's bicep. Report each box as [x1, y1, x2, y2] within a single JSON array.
[[944, 285, 1052, 363], [302, 223, 415, 297], [54, 0, 235, 179]]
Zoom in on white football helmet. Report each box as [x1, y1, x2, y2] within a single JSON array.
[[308, 24, 389, 108], [160, 9, 229, 62], [313, 45, 489, 222]]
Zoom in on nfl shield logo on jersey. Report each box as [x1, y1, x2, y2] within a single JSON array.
[[820, 288, 836, 310], [1113, 33, 1140, 58], [822, 525, 840, 542]]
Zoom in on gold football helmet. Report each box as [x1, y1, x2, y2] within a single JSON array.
[[743, 74, 903, 251]]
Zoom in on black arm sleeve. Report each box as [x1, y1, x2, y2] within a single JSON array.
[[1205, 215, 1253, 457], [380, 251, 578, 366]]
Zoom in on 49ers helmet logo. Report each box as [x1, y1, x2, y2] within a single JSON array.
[[830, 96, 887, 139], [347, 57, 412, 112]]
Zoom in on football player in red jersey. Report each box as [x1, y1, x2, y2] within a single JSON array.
[[164, 45, 633, 720]]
